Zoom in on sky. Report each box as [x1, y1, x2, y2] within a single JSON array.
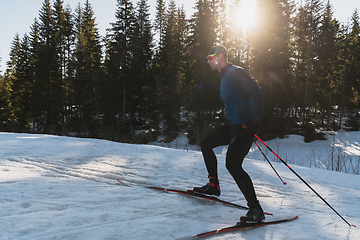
[[0, 0, 359, 73]]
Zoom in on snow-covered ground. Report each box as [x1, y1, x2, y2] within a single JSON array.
[[0, 131, 359, 239]]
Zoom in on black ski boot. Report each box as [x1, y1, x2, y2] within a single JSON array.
[[193, 176, 220, 196], [240, 200, 265, 224]]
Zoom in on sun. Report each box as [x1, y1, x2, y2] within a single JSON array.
[[231, 0, 257, 31]]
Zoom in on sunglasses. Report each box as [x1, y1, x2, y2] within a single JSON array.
[[207, 53, 216, 61]]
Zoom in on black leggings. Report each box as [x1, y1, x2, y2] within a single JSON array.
[[200, 123, 257, 203]]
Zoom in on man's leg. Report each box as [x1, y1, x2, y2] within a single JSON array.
[[226, 125, 264, 223], [225, 126, 256, 203], [200, 123, 231, 178], [193, 124, 231, 196]]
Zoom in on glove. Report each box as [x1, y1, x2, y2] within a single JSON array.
[[244, 118, 260, 134]]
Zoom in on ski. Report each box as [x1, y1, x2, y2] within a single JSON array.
[[147, 186, 250, 211], [187, 216, 299, 239], [117, 179, 272, 215]]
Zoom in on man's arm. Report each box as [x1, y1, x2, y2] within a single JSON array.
[[231, 68, 265, 120]]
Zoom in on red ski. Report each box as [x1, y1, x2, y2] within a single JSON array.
[[116, 179, 273, 215], [187, 216, 299, 239]]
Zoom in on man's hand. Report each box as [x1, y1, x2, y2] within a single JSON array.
[[247, 118, 261, 134]]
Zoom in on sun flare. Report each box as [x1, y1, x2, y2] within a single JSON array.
[[232, 0, 257, 30]]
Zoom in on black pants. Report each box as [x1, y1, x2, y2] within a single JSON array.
[[200, 123, 257, 203]]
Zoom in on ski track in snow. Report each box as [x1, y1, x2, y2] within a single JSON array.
[[0, 132, 359, 239]]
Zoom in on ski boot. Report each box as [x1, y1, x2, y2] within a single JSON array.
[[239, 200, 265, 224], [193, 176, 220, 196]]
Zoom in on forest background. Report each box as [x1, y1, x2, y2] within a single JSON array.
[[0, 0, 360, 145]]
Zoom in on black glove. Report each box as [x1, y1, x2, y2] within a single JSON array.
[[245, 118, 260, 134]]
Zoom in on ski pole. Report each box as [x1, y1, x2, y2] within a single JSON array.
[[254, 134, 356, 228], [254, 140, 287, 185]]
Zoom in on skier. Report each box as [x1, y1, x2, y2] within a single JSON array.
[[193, 45, 265, 224]]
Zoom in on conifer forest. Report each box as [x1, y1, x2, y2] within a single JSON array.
[[0, 0, 360, 144]]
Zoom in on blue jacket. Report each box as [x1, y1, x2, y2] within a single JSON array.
[[220, 64, 265, 125]]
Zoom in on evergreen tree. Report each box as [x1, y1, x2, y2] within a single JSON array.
[[105, 0, 137, 133], [315, 1, 341, 129], [72, 0, 102, 132], [227, 0, 245, 67], [337, 23, 350, 126], [54, 0, 67, 77], [28, 18, 42, 131], [185, 0, 224, 144], [11, 34, 33, 131], [252, 0, 295, 135], [155, 0, 167, 50], [292, 0, 323, 121], [216, 0, 228, 46], [153, 0, 167, 127], [6, 34, 21, 76], [346, 9, 360, 117], [300, 0, 323, 111], [54, 0, 75, 132], [36, 0, 63, 132], [62, 4, 75, 127], [157, 0, 183, 139], [131, 0, 154, 125], [154, 1, 191, 140], [0, 72, 11, 130], [292, 3, 310, 114], [101, 35, 121, 133], [4, 34, 21, 126]]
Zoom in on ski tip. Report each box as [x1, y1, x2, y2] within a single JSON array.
[[264, 211, 273, 216], [283, 182, 287, 185], [116, 179, 123, 183], [351, 224, 356, 228]]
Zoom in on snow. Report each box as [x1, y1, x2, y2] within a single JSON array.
[[0, 131, 359, 240]]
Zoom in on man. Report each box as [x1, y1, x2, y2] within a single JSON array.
[[193, 45, 265, 224]]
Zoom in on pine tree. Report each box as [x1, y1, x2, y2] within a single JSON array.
[[36, 0, 63, 133], [216, 0, 228, 46], [153, 1, 191, 140], [28, 18, 42, 131], [185, 0, 223, 145], [105, 0, 137, 133], [62, 4, 75, 127], [54, 0, 75, 132], [227, 0, 244, 67], [72, 0, 102, 132], [131, 0, 154, 125], [155, 0, 167, 50], [292, 3, 310, 114], [0, 72, 11, 130], [0, 54, 2, 74], [252, 0, 295, 135], [292, 0, 321, 121], [54, 0, 67, 77], [346, 9, 360, 117], [316, 1, 341, 129], [3, 33, 34, 131], [6, 34, 21, 76], [158, 0, 183, 139], [301, 0, 323, 112], [4, 34, 21, 127], [152, 0, 167, 127], [11, 34, 33, 131]]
